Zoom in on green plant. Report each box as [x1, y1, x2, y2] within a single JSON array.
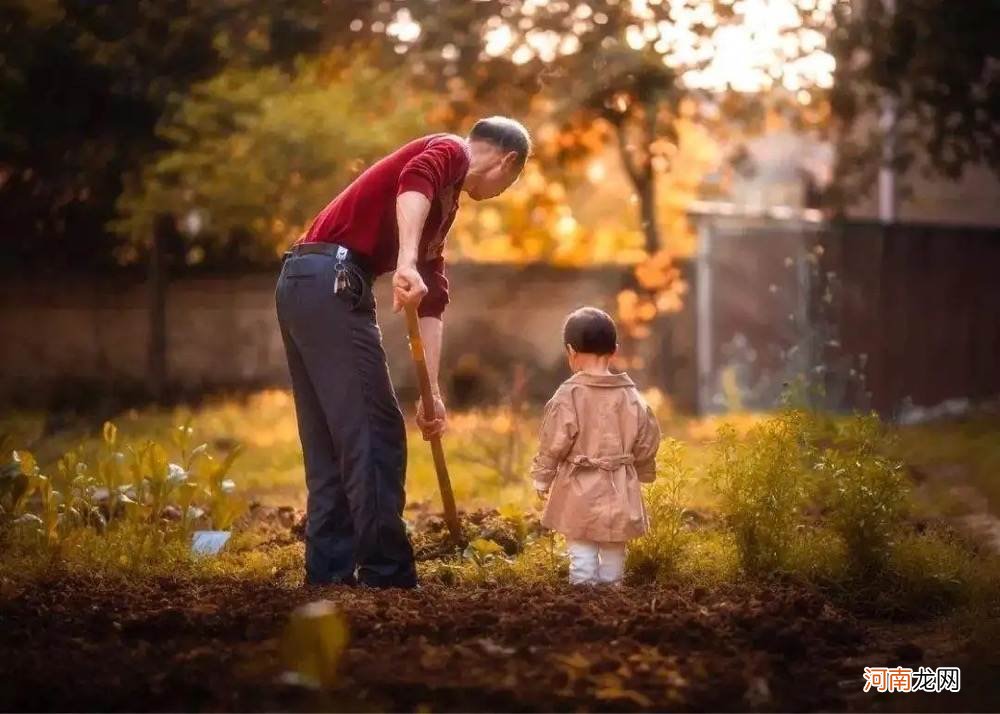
[[0, 436, 31, 522], [815, 413, 908, 576], [0, 420, 246, 568], [873, 530, 977, 618], [626, 438, 690, 584], [709, 411, 809, 575], [201, 445, 244, 531]]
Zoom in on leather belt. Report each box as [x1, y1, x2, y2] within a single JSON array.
[[285, 242, 372, 281]]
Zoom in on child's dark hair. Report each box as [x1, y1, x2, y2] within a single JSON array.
[[563, 307, 618, 355]]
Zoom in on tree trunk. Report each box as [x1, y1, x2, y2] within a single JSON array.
[[637, 171, 660, 254], [613, 120, 661, 254]]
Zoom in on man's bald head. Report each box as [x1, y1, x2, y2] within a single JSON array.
[[469, 116, 532, 171], [464, 116, 531, 201]]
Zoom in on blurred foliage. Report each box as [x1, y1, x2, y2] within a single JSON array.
[[453, 366, 533, 484], [450, 115, 717, 265], [829, 0, 1000, 205], [0, 0, 371, 271], [114, 50, 429, 265], [373, 0, 838, 253], [280, 600, 349, 691], [2, 0, 997, 274]]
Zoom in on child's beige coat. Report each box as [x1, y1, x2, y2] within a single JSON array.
[[530, 372, 661, 543]]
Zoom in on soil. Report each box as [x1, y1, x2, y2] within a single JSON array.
[[0, 509, 996, 713]]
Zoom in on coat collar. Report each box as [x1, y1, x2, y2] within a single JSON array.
[[566, 371, 635, 388]]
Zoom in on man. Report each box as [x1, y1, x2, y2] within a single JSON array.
[[276, 117, 531, 587]]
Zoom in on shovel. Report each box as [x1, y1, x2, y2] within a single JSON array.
[[404, 304, 463, 544]]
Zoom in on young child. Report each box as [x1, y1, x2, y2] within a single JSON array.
[[530, 306, 661, 585]]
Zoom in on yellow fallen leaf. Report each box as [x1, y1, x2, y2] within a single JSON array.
[[552, 651, 591, 670], [279, 600, 349, 690], [594, 686, 654, 707]]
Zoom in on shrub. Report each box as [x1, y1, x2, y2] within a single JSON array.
[[674, 528, 740, 585], [626, 438, 691, 584], [877, 529, 977, 618], [708, 411, 809, 575], [783, 525, 848, 583], [814, 413, 908, 576]]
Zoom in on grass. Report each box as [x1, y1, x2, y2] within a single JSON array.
[[1, 390, 543, 513], [2, 390, 999, 624], [892, 412, 1000, 512]]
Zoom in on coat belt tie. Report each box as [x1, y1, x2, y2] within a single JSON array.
[[566, 454, 635, 494]]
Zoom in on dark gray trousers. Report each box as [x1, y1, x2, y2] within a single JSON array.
[[275, 251, 416, 587]]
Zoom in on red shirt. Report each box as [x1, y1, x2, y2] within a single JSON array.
[[302, 133, 470, 318]]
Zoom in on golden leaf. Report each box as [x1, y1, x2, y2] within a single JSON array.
[[553, 651, 591, 670], [594, 686, 653, 707], [468, 538, 505, 556], [102, 422, 118, 447], [279, 600, 349, 690]]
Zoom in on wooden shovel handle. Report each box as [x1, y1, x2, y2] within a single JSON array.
[[404, 305, 462, 544]]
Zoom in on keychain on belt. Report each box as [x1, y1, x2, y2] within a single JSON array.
[[333, 246, 350, 295]]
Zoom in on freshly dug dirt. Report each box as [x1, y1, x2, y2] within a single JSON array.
[[410, 507, 545, 560], [0, 509, 994, 712], [0, 573, 865, 712]]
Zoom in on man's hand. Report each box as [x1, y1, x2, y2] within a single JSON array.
[[416, 393, 448, 441], [392, 264, 428, 313]]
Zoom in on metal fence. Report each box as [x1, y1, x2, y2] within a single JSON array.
[[692, 213, 1000, 416]]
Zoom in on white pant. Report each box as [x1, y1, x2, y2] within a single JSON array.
[[566, 539, 626, 585]]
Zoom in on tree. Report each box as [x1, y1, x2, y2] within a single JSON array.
[[115, 51, 431, 265], [828, 0, 1000, 204], [0, 0, 375, 270], [0, 0, 224, 271], [370, 0, 836, 253]]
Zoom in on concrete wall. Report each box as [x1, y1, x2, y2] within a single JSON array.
[[1, 263, 692, 408]]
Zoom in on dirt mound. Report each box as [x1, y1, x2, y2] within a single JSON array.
[[411, 507, 545, 560], [237, 502, 306, 546], [245, 502, 546, 561]]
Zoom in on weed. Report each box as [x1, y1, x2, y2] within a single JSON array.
[[814, 413, 909, 576], [626, 438, 691, 584], [708, 411, 809, 575]]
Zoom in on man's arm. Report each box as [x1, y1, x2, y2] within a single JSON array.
[[419, 315, 444, 395], [413, 313, 447, 441], [395, 191, 447, 439], [393, 191, 431, 312], [395, 137, 467, 439]]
